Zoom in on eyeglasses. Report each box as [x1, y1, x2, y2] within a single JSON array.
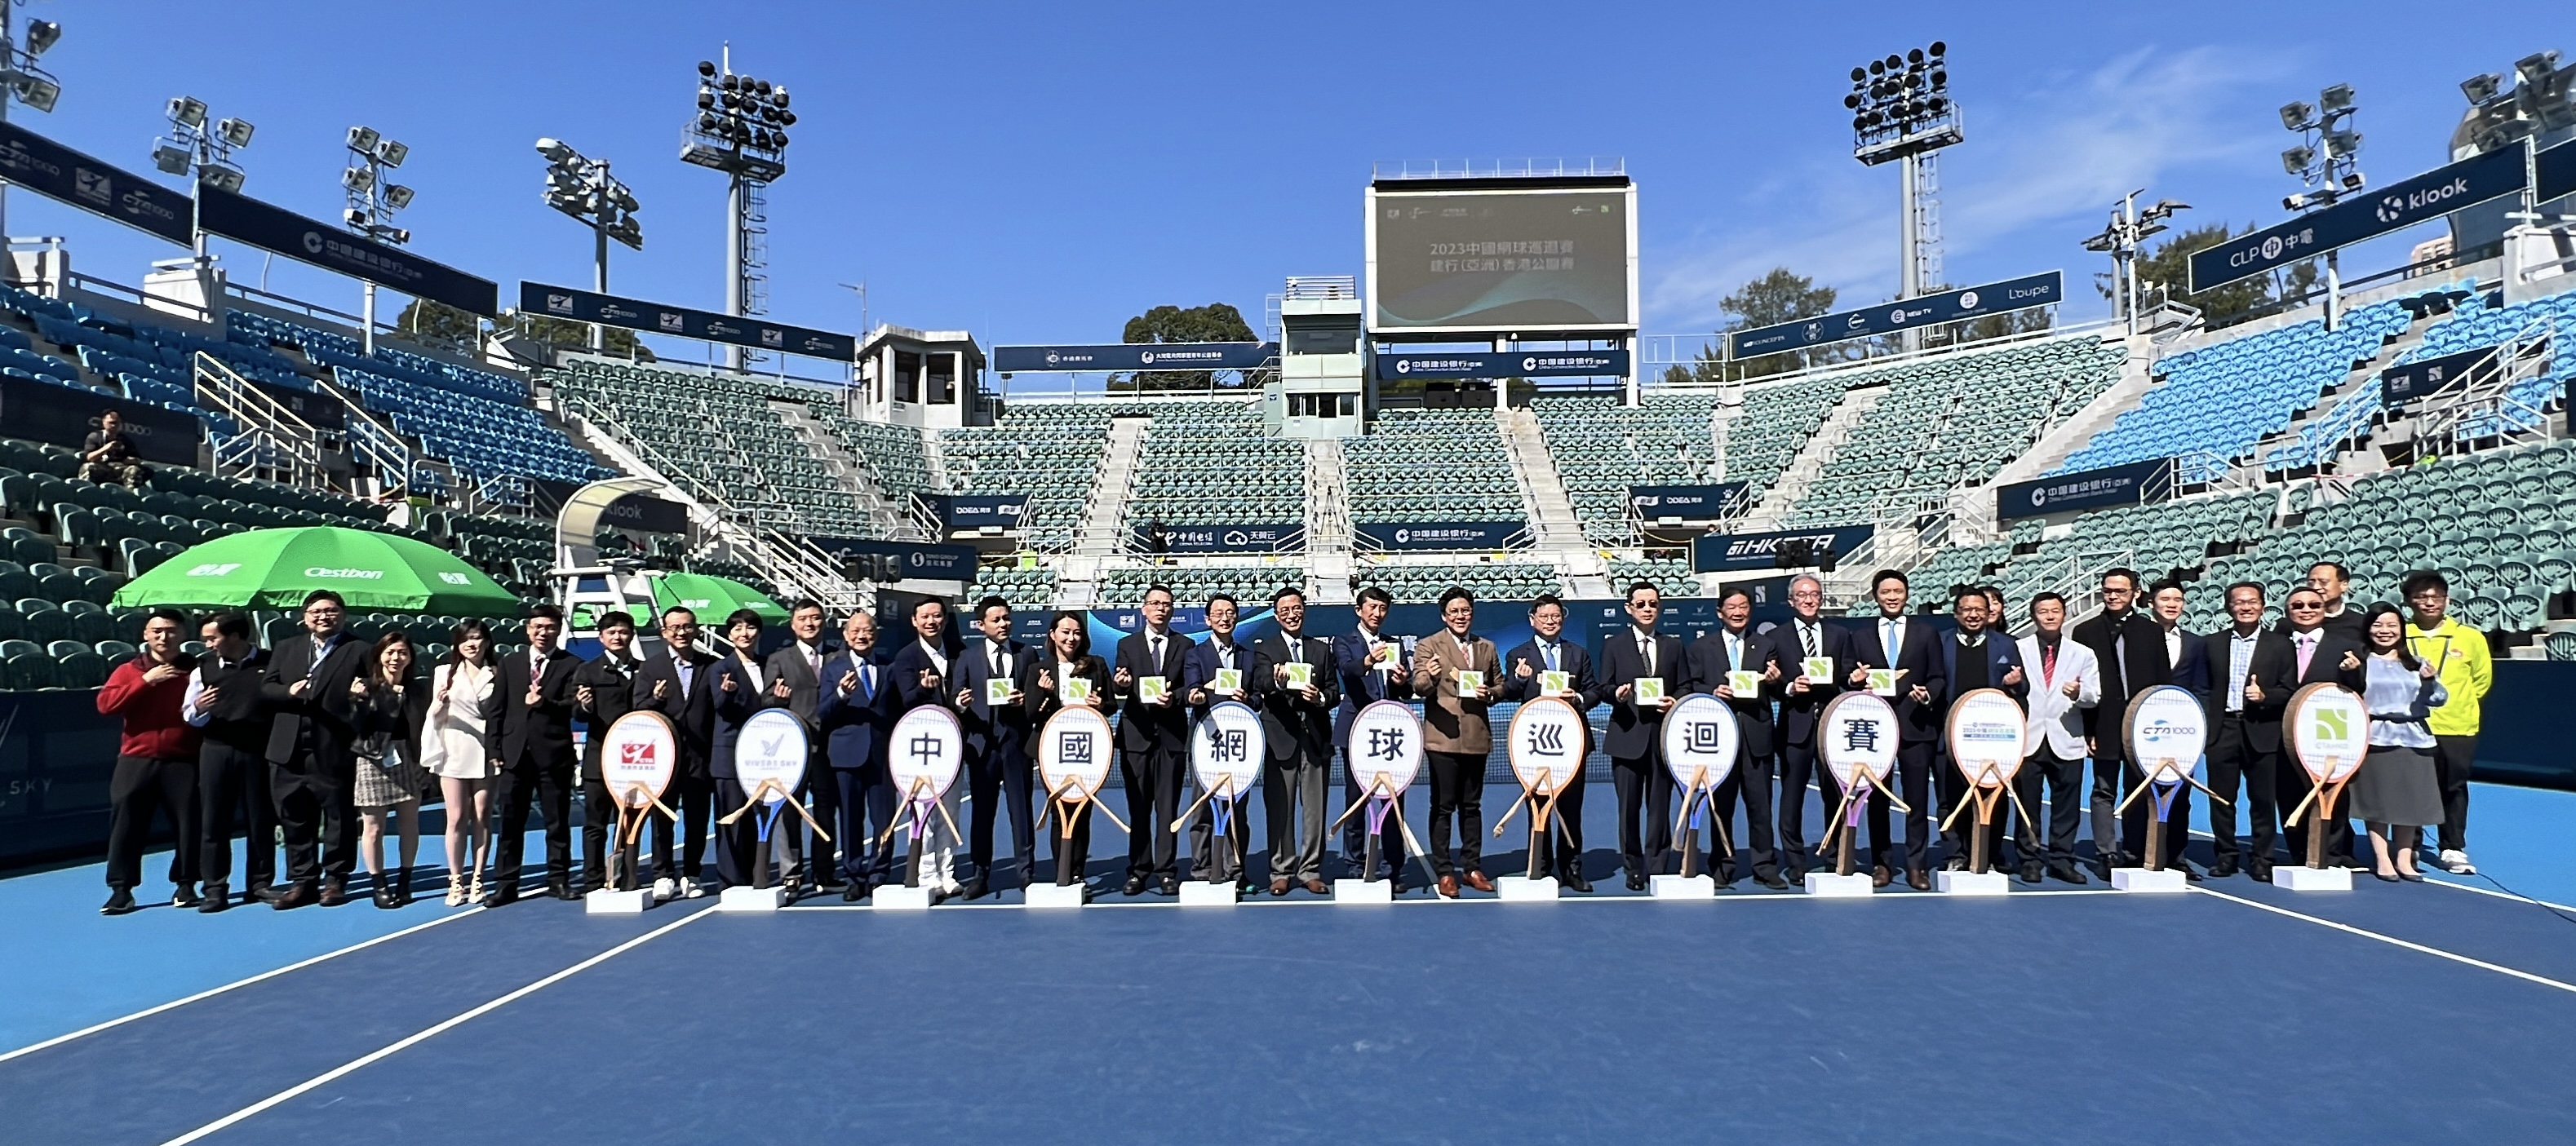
[[2407, 591, 2446, 602], [2288, 601, 2324, 612]]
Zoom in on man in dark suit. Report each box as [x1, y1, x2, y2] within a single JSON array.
[[1332, 586, 1412, 882], [953, 595, 1036, 899], [2120, 580, 2214, 871], [762, 600, 839, 893], [815, 610, 893, 900], [1848, 569, 1948, 889], [2206, 582, 2298, 881], [2300, 560, 2371, 644], [1681, 586, 1784, 887], [1598, 581, 1686, 892], [1931, 584, 2027, 871], [1180, 593, 1257, 889], [257, 590, 372, 909], [1253, 586, 1340, 895], [634, 605, 720, 900], [2072, 567, 2168, 876], [1771, 573, 1851, 880], [1501, 593, 1603, 889], [1111, 585, 1192, 895], [2277, 585, 2370, 869], [183, 610, 275, 909], [481, 603, 581, 904], [884, 597, 960, 894], [573, 608, 644, 892]]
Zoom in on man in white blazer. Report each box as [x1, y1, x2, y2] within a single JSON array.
[[2014, 591, 2099, 884]]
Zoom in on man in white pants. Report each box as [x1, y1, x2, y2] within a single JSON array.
[[2014, 592, 2099, 884]]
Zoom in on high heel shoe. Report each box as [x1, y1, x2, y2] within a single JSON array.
[[2372, 869, 2400, 883], [2397, 869, 2425, 883], [467, 869, 485, 905], [445, 878, 466, 907]]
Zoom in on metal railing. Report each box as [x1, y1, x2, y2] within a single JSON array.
[[1370, 157, 1625, 179], [192, 352, 323, 489]]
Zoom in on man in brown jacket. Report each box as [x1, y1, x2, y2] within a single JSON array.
[[1412, 586, 1501, 897]]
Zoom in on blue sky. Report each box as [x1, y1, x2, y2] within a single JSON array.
[[7, 2, 2556, 368]]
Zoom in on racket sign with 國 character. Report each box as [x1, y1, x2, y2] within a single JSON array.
[[2286, 683, 2371, 785], [1506, 696, 1586, 794], [600, 709, 677, 810], [1820, 691, 1899, 792], [2124, 684, 2209, 783], [889, 704, 964, 799], [734, 708, 809, 804], [1190, 701, 1267, 799], [1039, 706, 1114, 803], [1345, 699, 1423, 795], [1944, 688, 2028, 787], [1660, 692, 1740, 791]]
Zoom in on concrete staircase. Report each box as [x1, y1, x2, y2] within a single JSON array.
[[1304, 436, 1355, 604], [1054, 414, 1151, 606], [1500, 407, 1610, 597], [1737, 387, 1882, 531], [770, 400, 903, 538]]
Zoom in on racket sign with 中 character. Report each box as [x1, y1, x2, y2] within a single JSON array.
[[2286, 683, 2371, 785], [1660, 692, 1740, 791], [889, 705, 964, 800], [1944, 688, 2028, 788], [1039, 706, 1114, 803], [734, 708, 808, 805], [1507, 696, 1587, 794], [1190, 701, 1266, 799], [1820, 691, 1899, 792], [1345, 699, 1423, 795], [601, 710, 677, 809], [2124, 684, 2209, 783]]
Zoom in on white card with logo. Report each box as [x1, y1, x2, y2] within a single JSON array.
[[1138, 675, 1169, 705], [1061, 675, 1093, 706], [1634, 677, 1665, 706], [1867, 667, 1901, 697], [1282, 661, 1314, 690], [734, 708, 809, 804], [1726, 670, 1762, 697], [985, 677, 1015, 707], [1454, 669, 1483, 697], [1212, 667, 1243, 697], [1804, 656, 1834, 684], [1540, 669, 1572, 697]]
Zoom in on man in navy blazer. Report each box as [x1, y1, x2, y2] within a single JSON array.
[[1847, 570, 1949, 888], [632, 605, 720, 900], [1111, 585, 1193, 895], [1597, 581, 1687, 892], [1931, 585, 2028, 870], [481, 604, 583, 905], [951, 596, 1035, 899], [2122, 581, 2214, 870], [1682, 586, 1785, 887], [1253, 586, 1341, 895], [1767, 573, 1851, 880], [1501, 593, 1603, 889], [1333, 586, 1412, 882], [815, 610, 894, 900], [1180, 593, 1259, 888]]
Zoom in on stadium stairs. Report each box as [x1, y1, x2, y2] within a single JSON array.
[[769, 400, 907, 538], [1981, 333, 2166, 490], [1498, 406, 1609, 598], [1303, 436, 1355, 604], [1734, 387, 1881, 533], [1053, 414, 1150, 607]]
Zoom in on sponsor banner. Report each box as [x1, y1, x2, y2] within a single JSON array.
[[991, 342, 1276, 374], [1727, 271, 2063, 358], [2541, 139, 2576, 205], [809, 535, 978, 582], [1374, 349, 1629, 380], [199, 187, 497, 316], [2380, 345, 2494, 407], [2189, 145, 2529, 292], [0, 122, 193, 246], [1691, 524, 1871, 573], [1352, 520, 1526, 552], [521, 282, 854, 361], [1994, 458, 2169, 520], [1131, 521, 1303, 555], [922, 493, 1026, 530], [602, 493, 689, 535], [0, 375, 200, 464], [1628, 483, 1747, 520]]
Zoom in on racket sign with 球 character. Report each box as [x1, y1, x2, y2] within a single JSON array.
[[1660, 692, 1740, 878], [1339, 699, 1427, 880], [1817, 691, 1904, 875], [598, 709, 678, 890], [2284, 683, 2371, 869], [1940, 688, 2030, 875]]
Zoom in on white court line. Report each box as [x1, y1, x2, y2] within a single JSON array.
[[155, 905, 712, 1146], [2174, 825, 2576, 913], [2191, 887, 2576, 996], [783, 887, 2130, 911], [0, 907, 483, 1066]]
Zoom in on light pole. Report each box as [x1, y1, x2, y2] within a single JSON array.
[[2279, 84, 2365, 330], [2081, 192, 2188, 336], [150, 97, 252, 265], [0, 3, 63, 280], [1846, 41, 1962, 350], [681, 49, 794, 372], [342, 126, 413, 356], [536, 138, 642, 351]]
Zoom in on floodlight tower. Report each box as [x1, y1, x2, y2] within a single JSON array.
[[1846, 41, 1961, 347], [0, 2, 63, 275], [680, 47, 795, 371], [2081, 192, 2188, 336], [150, 97, 252, 262], [536, 138, 643, 350], [2278, 84, 2365, 330], [342, 126, 415, 355]]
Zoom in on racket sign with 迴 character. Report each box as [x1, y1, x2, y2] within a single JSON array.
[[1660, 692, 1740, 791]]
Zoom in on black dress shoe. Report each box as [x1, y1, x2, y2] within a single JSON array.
[[816, 877, 848, 893], [1624, 871, 1648, 892], [200, 883, 232, 913], [372, 885, 399, 909], [317, 878, 348, 907], [1559, 869, 1594, 893], [2208, 859, 2240, 878], [252, 883, 285, 905], [1756, 871, 1789, 890], [1870, 865, 1893, 887], [1156, 874, 1181, 896], [486, 886, 521, 907], [1121, 874, 1147, 896], [550, 883, 580, 901], [957, 877, 988, 901], [170, 883, 202, 909], [101, 888, 138, 916], [273, 883, 317, 910], [2046, 864, 2087, 885], [2018, 861, 2046, 884], [2181, 865, 2205, 883], [2249, 862, 2275, 883], [842, 883, 867, 902], [1905, 868, 1932, 892]]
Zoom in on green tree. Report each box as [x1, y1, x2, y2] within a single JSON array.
[[2130, 223, 2312, 329], [511, 311, 655, 361], [394, 298, 486, 350], [1115, 302, 1261, 392], [1716, 268, 1838, 380]]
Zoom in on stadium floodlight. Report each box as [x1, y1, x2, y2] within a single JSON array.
[[341, 125, 419, 353], [2318, 83, 2356, 115], [167, 95, 206, 129], [681, 48, 797, 369], [530, 136, 641, 347], [215, 117, 254, 148], [375, 139, 407, 168], [341, 165, 373, 193], [2083, 189, 2189, 335], [2462, 73, 2504, 105], [1844, 40, 1961, 336], [197, 166, 242, 193], [2516, 51, 2560, 88], [346, 125, 379, 154], [2281, 145, 2316, 175], [151, 144, 189, 175], [534, 136, 579, 165], [23, 18, 56, 56], [2277, 101, 2313, 131], [11, 73, 54, 112], [383, 184, 413, 210]]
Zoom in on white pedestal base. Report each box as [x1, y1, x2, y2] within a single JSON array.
[[1804, 872, 1877, 898], [2111, 867, 2188, 893], [1652, 874, 1716, 899], [2277, 865, 2353, 892], [584, 887, 652, 914], [1332, 878, 1393, 904], [1178, 881, 1239, 907], [717, 886, 785, 913], [871, 884, 936, 910], [1937, 870, 2012, 896], [1494, 875, 1559, 901], [1022, 882, 1087, 909]]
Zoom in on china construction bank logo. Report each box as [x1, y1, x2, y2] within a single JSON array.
[[302, 230, 325, 255], [184, 562, 242, 577], [1394, 529, 1411, 545], [2028, 486, 2046, 507]]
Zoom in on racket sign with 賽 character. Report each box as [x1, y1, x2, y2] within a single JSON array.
[[1817, 691, 1904, 874]]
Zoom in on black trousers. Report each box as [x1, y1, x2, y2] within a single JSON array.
[[2432, 733, 2476, 853], [1050, 799, 1093, 885], [107, 754, 198, 891], [651, 772, 716, 883], [493, 750, 574, 889], [1531, 769, 1587, 878], [1934, 748, 2011, 870], [1186, 784, 1254, 883], [1779, 737, 1825, 871], [1727, 748, 1779, 880], [1340, 752, 1407, 879], [804, 750, 840, 884], [712, 776, 768, 888], [1864, 741, 1935, 871], [2117, 759, 2194, 867], [579, 772, 616, 887], [273, 740, 355, 884], [831, 768, 890, 885], [197, 741, 277, 891], [1425, 750, 1483, 878], [2205, 713, 2279, 866], [1120, 744, 1184, 878], [2013, 746, 2087, 868], [969, 742, 1037, 884], [1612, 754, 1672, 876]]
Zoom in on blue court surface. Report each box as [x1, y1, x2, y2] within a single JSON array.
[[6, 781, 2574, 1144]]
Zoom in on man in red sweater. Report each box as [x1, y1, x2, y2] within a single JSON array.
[[97, 608, 203, 915]]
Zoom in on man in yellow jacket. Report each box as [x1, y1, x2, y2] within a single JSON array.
[[2403, 571, 2491, 875]]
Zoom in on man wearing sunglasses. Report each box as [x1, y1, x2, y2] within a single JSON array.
[[2275, 586, 2368, 869]]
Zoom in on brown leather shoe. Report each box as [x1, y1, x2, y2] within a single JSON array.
[[1905, 867, 1931, 892], [1461, 870, 1496, 893], [1270, 878, 1292, 896], [1870, 865, 1893, 887], [317, 878, 348, 907], [1437, 874, 1460, 899], [1302, 878, 1330, 895], [272, 882, 317, 910]]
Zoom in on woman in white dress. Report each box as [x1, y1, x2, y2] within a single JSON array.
[[420, 620, 499, 905]]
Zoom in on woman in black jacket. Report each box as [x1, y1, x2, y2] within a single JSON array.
[[352, 631, 432, 907], [1020, 612, 1113, 887]]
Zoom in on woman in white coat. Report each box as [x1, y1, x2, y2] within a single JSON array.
[[420, 619, 499, 905], [2013, 592, 2100, 884]]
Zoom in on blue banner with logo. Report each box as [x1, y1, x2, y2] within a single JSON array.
[[808, 536, 978, 581], [920, 493, 1026, 531], [521, 282, 853, 361], [1353, 520, 1527, 551], [2381, 345, 2496, 408], [2188, 145, 2529, 293], [0, 122, 193, 247], [992, 343, 1276, 374], [1691, 524, 1872, 573], [1628, 483, 1747, 520], [199, 187, 496, 316], [1727, 272, 2063, 358], [1131, 522, 1304, 554], [1375, 349, 1629, 380], [1995, 458, 2169, 520]]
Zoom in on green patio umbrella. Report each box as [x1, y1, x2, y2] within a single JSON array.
[[110, 525, 524, 615], [649, 571, 787, 625]]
